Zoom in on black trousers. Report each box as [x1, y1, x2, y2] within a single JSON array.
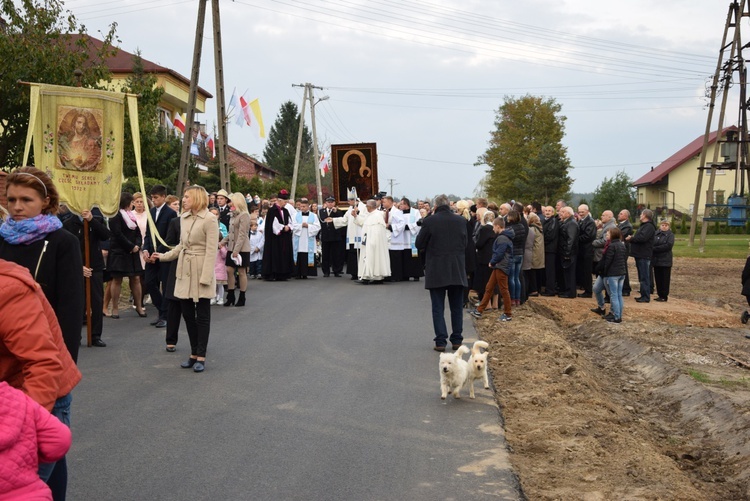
[[577, 252, 593, 294], [561, 260, 577, 297], [321, 240, 345, 275], [87, 270, 104, 340], [165, 298, 182, 346], [346, 245, 359, 279], [145, 262, 170, 320], [653, 266, 671, 299], [181, 298, 211, 358], [544, 252, 557, 294]]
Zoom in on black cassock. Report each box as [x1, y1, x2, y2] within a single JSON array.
[[262, 204, 294, 280]]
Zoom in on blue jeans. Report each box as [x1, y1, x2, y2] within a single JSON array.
[[606, 275, 625, 319], [429, 285, 464, 347], [635, 258, 651, 300], [509, 255, 523, 300], [593, 275, 609, 308], [39, 393, 72, 500]]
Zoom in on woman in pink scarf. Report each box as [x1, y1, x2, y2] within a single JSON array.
[[106, 192, 146, 318]]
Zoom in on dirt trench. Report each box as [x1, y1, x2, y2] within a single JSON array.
[[473, 259, 750, 500]]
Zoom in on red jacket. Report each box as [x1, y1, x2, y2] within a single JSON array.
[[0, 260, 81, 411]]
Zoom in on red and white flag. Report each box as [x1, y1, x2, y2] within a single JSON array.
[[318, 151, 330, 177], [240, 96, 252, 126], [207, 133, 215, 158], [173, 111, 186, 133]]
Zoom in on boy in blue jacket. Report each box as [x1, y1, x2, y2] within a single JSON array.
[[470, 217, 514, 322]]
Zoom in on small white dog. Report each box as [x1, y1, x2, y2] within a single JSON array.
[[467, 341, 490, 399], [439, 345, 470, 399]]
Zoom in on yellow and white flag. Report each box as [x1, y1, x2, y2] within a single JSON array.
[[23, 83, 130, 217]]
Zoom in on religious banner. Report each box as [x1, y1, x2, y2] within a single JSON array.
[[23, 83, 129, 216], [331, 142, 378, 205]]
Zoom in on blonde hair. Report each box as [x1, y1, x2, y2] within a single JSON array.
[[228, 192, 249, 214], [455, 199, 471, 220], [184, 185, 208, 212]]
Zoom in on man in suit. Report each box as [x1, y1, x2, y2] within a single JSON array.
[[142, 185, 177, 328], [415, 194, 468, 352], [576, 204, 596, 298], [617, 209, 633, 296], [557, 206, 579, 298], [216, 189, 231, 229], [318, 196, 346, 277]]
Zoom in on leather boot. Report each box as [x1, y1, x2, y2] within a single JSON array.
[[235, 290, 246, 307], [224, 289, 235, 306]]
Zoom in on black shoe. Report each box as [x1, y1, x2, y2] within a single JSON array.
[[323, 274, 330, 277], [622, 292, 630, 297], [334, 273, 341, 277], [742, 311, 750, 325], [606, 316, 622, 323], [235, 291, 246, 307], [590, 306, 606, 315], [92, 338, 107, 347], [540, 292, 557, 297], [154, 320, 167, 328], [603, 312, 615, 321], [193, 360, 205, 372], [224, 290, 236, 306], [150, 319, 159, 326], [577, 293, 592, 298], [635, 297, 650, 303], [654, 297, 667, 302], [558, 293, 576, 299], [181, 358, 197, 369]]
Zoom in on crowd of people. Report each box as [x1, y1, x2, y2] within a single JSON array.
[[0, 164, 679, 499]]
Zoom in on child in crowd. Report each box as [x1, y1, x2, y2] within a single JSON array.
[[0, 381, 72, 500], [209, 207, 228, 304], [249, 220, 264, 279]]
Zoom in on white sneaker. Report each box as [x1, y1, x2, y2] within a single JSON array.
[[210, 298, 217, 305], [216, 298, 225, 305]]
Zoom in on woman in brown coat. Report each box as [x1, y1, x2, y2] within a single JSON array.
[[220, 192, 252, 307], [154, 186, 219, 373]]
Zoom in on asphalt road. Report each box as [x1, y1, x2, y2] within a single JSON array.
[[68, 277, 523, 500]]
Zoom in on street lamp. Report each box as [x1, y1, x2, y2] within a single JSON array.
[[310, 94, 329, 206]]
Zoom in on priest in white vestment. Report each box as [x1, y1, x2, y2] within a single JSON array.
[[292, 198, 321, 279], [331, 194, 368, 280], [355, 199, 391, 284]]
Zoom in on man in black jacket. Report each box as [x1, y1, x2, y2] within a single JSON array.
[[318, 196, 346, 277], [415, 194, 468, 352], [557, 207, 578, 298], [541, 205, 558, 295], [617, 209, 633, 296], [61, 206, 111, 347], [576, 204, 596, 298], [626, 209, 656, 302], [142, 185, 177, 328]]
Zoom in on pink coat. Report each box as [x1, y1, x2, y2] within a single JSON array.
[[0, 382, 71, 500], [214, 246, 228, 281]]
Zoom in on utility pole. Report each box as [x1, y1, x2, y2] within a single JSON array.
[[177, 0, 231, 196], [689, 0, 750, 250], [290, 82, 326, 204], [177, 0, 207, 196], [386, 178, 399, 196], [211, 0, 230, 192]]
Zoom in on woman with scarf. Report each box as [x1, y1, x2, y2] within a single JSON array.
[[0, 166, 84, 500], [107, 192, 146, 319]]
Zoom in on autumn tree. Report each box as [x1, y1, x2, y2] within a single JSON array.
[[0, 0, 117, 169], [480, 95, 572, 204]]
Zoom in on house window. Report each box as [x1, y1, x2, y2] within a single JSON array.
[[157, 108, 170, 129], [712, 190, 725, 204]]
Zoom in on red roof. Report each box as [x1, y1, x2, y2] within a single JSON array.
[[69, 34, 212, 99], [633, 126, 737, 186]]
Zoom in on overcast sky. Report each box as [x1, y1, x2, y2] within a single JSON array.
[[52, 0, 729, 201]]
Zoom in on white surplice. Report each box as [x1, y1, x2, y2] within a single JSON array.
[[355, 209, 391, 281]]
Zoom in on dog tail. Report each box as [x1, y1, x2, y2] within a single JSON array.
[[455, 345, 470, 359], [472, 340, 489, 356]]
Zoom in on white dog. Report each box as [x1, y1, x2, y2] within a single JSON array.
[[467, 341, 490, 399], [439, 345, 470, 399]]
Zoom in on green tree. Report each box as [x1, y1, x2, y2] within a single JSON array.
[[479, 95, 572, 203], [0, 0, 117, 169], [590, 171, 636, 217], [262, 101, 313, 182], [120, 50, 185, 191]]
